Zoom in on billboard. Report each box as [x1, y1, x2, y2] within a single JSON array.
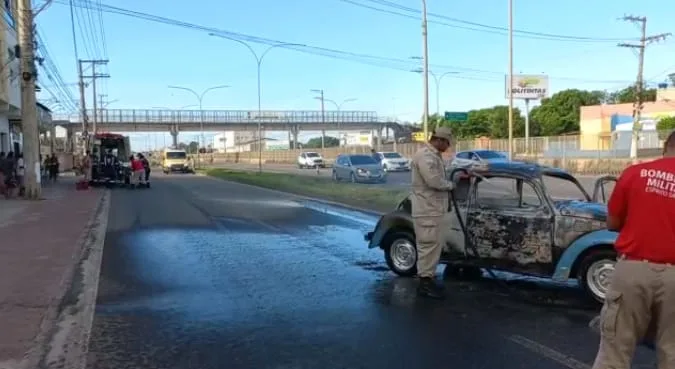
[[505, 74, 549, 100]]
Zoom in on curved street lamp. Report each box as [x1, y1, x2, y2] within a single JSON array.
[[412, 69, 458, 115], [208, 33, 306, 173], [167, 84, 230, 166]]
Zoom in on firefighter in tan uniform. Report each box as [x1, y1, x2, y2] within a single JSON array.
[[410, 127, 455, 299]]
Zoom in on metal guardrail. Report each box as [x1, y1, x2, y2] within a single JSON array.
[[53, 109, 391, 125]]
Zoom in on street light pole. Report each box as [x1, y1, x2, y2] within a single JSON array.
[[208, 33, 305, 173], [412, 69, 458, 115], [421, 0, 430, 140], [311, 89, 326, 149], [168, 85, 230, 168]]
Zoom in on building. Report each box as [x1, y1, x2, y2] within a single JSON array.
[[579, 86, 675, 152], [212, 131, 260, 153], [0, 0, 21, 153]]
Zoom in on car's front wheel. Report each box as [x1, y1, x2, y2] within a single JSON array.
[[578, 249, 617, 304], [332, 170, 339, 181], [383, 231, 417, 277]]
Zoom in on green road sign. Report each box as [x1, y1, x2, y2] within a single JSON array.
[[444, 111, 468, 121]]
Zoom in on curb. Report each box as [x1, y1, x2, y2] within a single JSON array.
[[195, 172, 389, 217], [20, 190, 111, 369]]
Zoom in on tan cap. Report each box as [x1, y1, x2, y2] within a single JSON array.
[[431, 126, 453, 141]]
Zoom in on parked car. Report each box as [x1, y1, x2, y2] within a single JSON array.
[[451, 149, 508, 170], [364, 161, 618, 303], [332, 154, 387, 183], [374, 151, 410, 172], [297, 152, 325, 168]]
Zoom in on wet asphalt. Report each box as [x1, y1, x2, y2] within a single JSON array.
[[86, 174, 652, 369]]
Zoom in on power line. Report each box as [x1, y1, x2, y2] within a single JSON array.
[[53, 0, 638, 85], [339, 0, 636, 43]]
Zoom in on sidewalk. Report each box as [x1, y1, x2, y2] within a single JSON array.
[[0, 178, 107, 369]]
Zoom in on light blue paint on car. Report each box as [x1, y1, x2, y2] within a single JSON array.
[[552, 229, 619, 281]]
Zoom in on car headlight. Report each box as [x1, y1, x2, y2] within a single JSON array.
[[356, 168, 368, 175]]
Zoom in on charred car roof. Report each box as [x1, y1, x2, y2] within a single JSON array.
[[474, 161, 576, 181]]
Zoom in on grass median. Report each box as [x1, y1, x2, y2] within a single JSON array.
[[204, 168, 409, 212]]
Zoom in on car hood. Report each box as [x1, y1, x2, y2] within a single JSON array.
[[354, 164, 383, 172], [555, 200, 607, 221], [382, 158, 407, 163]]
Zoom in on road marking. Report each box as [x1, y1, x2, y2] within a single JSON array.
[[508, 335, 591, 369]]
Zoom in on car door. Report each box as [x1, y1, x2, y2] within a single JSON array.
[[453, 152, 470, 167], [299, 153, 306, 166], [592, 175, 618, 204], [334, 156, 345, 179], [466, 175, 554, 274]]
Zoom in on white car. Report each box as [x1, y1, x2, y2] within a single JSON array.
[[375, 152, 410, 172], [297, 152, 325, 168], [450, 149, 508, 170]]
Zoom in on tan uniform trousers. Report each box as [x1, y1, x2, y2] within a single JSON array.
[[593, 258, 675, 369], [413, 216, 443, 278]]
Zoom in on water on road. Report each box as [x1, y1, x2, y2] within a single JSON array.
[[86, 174, 648, 369]]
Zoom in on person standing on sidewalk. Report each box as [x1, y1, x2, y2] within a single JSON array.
[[592, 130, 675, 369], [409, 126, 455, 300], [16, 153, 24, 197]]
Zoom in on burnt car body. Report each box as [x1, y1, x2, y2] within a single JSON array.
[[365, 162, 618, 303]]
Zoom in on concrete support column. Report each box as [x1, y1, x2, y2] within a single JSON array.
[[292, 125, 299, 149], [321, 129, 326, 149], [376, 127, 382, 150], [169, 124, 179, 147]]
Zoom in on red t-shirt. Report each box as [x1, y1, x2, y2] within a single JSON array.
[[608, 157, 675, 263], [131, 159, 144, 171]]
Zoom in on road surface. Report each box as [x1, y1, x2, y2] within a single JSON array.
[[86, 174, 648, 369], [210, 163, 614, 200]]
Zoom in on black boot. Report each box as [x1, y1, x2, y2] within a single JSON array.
[[417, 277, 445, 300]]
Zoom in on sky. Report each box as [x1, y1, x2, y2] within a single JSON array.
[[35, 0, 675, 150]]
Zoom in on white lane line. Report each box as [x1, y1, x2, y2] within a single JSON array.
[[508, 335, 591, 369]]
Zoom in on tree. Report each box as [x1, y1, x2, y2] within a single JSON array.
[[187, 141, 199, 153], [656, 116, 675, 140], [304, 136, 340, 148], [529, 89, 602, 136], [607, 85, 657, 104]]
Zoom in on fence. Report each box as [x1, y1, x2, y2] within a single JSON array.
[[208, 131, 673, 175]]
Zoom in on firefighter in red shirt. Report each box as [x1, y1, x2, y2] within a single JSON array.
[[592, 131, 675, 369]]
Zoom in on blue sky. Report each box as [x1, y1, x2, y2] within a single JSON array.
[[36, 0, 675, 150]]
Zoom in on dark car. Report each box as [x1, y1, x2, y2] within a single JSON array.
[[332, 154, 387, 184], [364, 161, 618, 303]]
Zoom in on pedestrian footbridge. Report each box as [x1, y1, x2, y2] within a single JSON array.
[[53, 109, 398, 134]]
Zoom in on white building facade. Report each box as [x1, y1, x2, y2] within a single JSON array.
[[0, 0, 22, 154], [212, 131, 260, 153]]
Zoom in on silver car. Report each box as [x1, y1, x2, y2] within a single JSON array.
[[451, 149, 508, 170], [332, 154, 387, 184]]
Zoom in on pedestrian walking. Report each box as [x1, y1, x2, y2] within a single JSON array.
[[139, 153, 151, 185], [48, 154, 59, 182], [592, 130, 675, 369], [409, 126, 456, 299]]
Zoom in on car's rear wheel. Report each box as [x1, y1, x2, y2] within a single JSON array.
[[383, 231, 417, 277], [578, 249, 617, 304]]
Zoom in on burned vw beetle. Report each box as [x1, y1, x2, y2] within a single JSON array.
[[365, 161, 618, 303]]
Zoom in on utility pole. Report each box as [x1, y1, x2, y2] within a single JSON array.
[[618, 15, 670, 159], [17, 0, 41, 199], [79, 59, 109, 135], [77, 60, 88, 153], [98, 93, 107, 123], [421, 0, 430, 140], [507, 0, 514, 161]]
